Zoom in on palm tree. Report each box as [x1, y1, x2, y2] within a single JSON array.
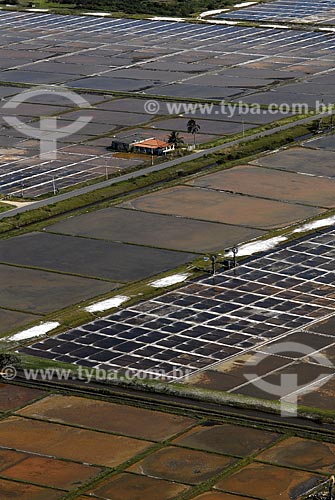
[[167, 131, 184, 149], [187, 119, 201, 148]]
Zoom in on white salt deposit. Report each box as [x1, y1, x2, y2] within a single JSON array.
[[8, 322, 60, 341], [85, 295, 129, 313], [206, 20, 238, 25], [293, 216, 335, 233], [199, 8, 230, 18], [83, 12, 111, 16], [263, 24, 291, 29], [150, 273, 189, 288], [150, 16, 186, 22], [234, 1, 257, 7], [227, 236, 288, 257]]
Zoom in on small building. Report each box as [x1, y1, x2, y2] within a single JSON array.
[[133, 138, 174, 155], [111, 135, 174, 156], [110, 134, 146, 153]]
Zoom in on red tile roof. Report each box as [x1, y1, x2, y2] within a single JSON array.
[[135, 138, 170, 149]]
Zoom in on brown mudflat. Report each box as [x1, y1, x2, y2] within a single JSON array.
[[173, 423, 280, 457], [215, 462, 323, 500], [120, 186, 322, 229], [257, 437, 335, 473], [128, 446, 235, 484], [18, 394, 195, 441], [88, 473, 189, 500], [0, 384, 46, 412], [0, 417, 152, 467]]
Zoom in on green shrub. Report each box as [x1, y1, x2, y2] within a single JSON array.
[[0, 351, 22, 369]]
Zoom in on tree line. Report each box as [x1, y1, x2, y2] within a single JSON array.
[[168, 119, 201, 149], [55, 0, 234, 16]]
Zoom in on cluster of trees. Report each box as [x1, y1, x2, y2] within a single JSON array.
[[0, 351, 21, 370], [59, 0, 234, 16], [167, 119, 201, 150]]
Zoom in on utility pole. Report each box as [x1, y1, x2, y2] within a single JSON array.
[[104, 156, 111, 180], [232, 246, 238, 268], [210, 255, 216, 275], [51, 175, 56, 195]]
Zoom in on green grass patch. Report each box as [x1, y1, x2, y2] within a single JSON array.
[[0, 202, 13, 213]]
